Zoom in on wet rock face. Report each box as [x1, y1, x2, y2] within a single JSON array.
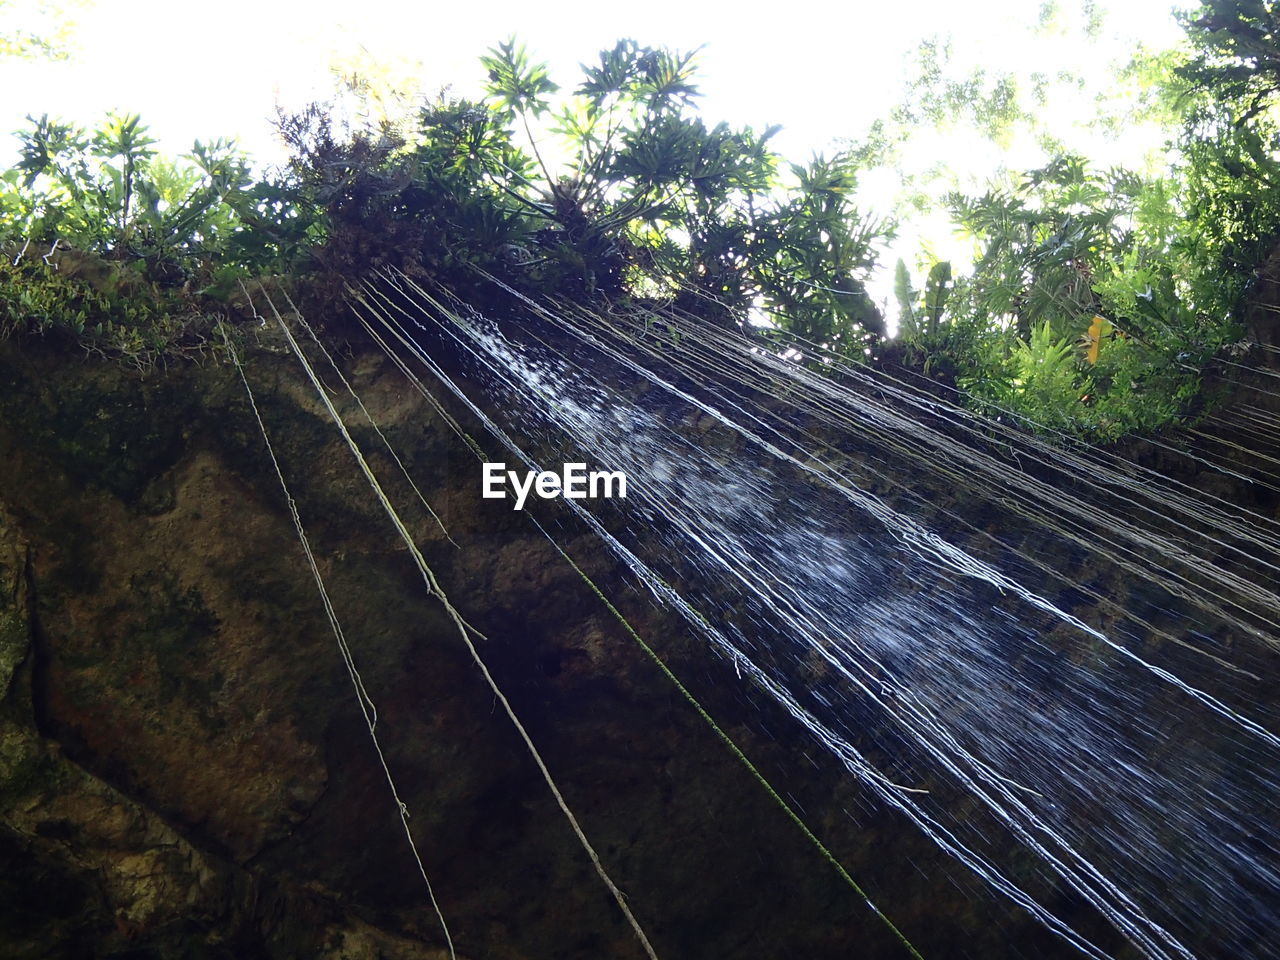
[[5, 330, 1266, 960], [0, 347, 466, 960], [0, 337, 861, 959], [0, 336, 965, 959]]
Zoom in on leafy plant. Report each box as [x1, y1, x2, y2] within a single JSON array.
[[276, 38, 891, 349], [2, 112, 272, 280], [0, 112, 290, 365], [896, 149, 1227, 439]]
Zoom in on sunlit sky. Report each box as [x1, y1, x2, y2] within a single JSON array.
[[1, 0, 1197, 305]]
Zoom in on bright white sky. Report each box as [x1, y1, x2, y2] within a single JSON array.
[[0, 0, 1197, 310]]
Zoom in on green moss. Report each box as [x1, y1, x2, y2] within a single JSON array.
[[0, 611, 28, 702], [0, 356, 202, 506], [0, 743, 64, 809], [128, 571, 222, 712]]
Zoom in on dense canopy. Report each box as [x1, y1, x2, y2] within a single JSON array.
[[2, 0, 1279, 440]]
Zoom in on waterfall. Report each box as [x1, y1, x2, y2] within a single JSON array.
[[327, 271, 1280, 960]]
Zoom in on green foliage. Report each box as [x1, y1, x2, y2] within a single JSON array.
[[895, 257, 953, 345], [1177, 0, 1280, 121], [2, 18, 1278, 440], [894, 259, 917, 333], [894, 146, 1229, 439], [0, 112, 298, 280], [1000, 320, 1078, 415], [946, 156, 1143, 339], [482, 39, 561, 115], [1178, 109, 1280, 319], [278, 38, 890, 348], [475, 37, 773, 300], [0, 251, 226, 366], [921, 260, 953, 335], [898, 0, 1280, 444], [0, 0, 81, 61], [0, 112, 305, 365], [517, 39, 887, 345], [0, 39, 892, 362], [894, 38, 1029, 146], [959, 319, 1204, 441], [744, 154, 889, 348]]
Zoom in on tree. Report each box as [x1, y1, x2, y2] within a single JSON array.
[[1178, 0, 1280, 124], [466, 39, 890, 345], [0, 0, 82, 61]]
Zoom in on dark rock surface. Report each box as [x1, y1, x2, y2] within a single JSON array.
[[0, 330, 1273, 959]]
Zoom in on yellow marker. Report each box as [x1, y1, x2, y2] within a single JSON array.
[[1086, 314, 1112, 364]]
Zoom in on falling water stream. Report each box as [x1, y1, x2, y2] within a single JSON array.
[[328, 273, 1280, 960]]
